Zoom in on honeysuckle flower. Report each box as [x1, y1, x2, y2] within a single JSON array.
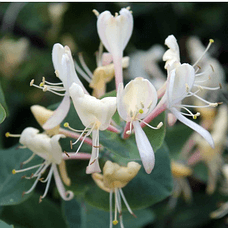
[[69, 83, 116, 174], [9, 127, 74, 202], [92, 160, 141, 228], [94, 7, 133, 89], [160, 34, 221, 148], [188, 105, 228, 194], [169, 160, 193, 208], [117, 77, 162, 174], [30, 43, 87, 130]]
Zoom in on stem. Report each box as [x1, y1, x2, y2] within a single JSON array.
[[157, 81, 167, 99], [107, 125, 121, 134], [59, 128, 93, 146], [187, 149, 203, 165], [113, 55, 123, 91], [62, 152, 91, 160]]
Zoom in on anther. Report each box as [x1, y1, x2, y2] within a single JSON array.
[[209, 103, 218, 107], [140, 102, 144, 108], [64, 122, 69, 128], [113, 220, 118, 225], [157, 122, 163, 129], [147, 101, 153, 109], [126, 6, 131, 10], [22, 191, 25, 197], [209, 39, 214, 43], [92, 9, 99, 17], [39, 196, 43, 203], [30, 79, 34, 86], [43, 85, 48, 92], [64, 151, 70, 158], [55, 70, 59, 78], [126, 130, 131, 135], [210, 64, 215, 72], [185, 83, 190, 93], [139, 109, 144, 114], [115, 12, 118, 17], [219, 83, 222, 89], [70, 140, 73, 150], [12, 169, 16, 174]]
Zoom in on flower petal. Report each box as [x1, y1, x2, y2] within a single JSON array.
[[53, 164, 74, 201], [133, 121, 155, 174], [43, 94, 71, 130], [171, 107, 214, 148]]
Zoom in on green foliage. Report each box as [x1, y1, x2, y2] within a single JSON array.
[[62, 198, 155, 228], [0, 145, 42, 206], [0, 193, 67, 228]]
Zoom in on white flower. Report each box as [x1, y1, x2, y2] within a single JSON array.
[[12, 127, 74, 202], [30, 43, 87, 130], [162, 34, 221, 148], [94, 7, 133, 88], [117, 77, 161, 174], [69, 83, 116, 174], [92, 160, 141, 228]]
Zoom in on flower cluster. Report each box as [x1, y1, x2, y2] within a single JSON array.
[[6, 6, 223, 228]]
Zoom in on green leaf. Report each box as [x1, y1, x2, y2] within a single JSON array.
[[84, 143, 172, 211], [0, 192, 67, 228], [167, 191, 228, 228], [0, 103, 6, 124], [165, 122, 193, 160], [0, 145, 42, 206], [0, 81, 8, 116], [62, 198, 155, 228], [0, 220, 14, 228]]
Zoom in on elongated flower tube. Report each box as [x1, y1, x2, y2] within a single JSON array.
[[31, 43, 87, 130], [95, 7, 133, 89], [117, 77, 161, 174], [69, 83, 116, 174], [11, 127, 74, 202], [92, 161, 141, 228]]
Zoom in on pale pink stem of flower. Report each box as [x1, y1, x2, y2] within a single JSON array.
[[157, 81, 167, 99], [107, 125, 121, 134], [59, 128, 93, 146], [62, 152, 91, 160], [188, 149, 203, 165], [113, 55, 123, 91]]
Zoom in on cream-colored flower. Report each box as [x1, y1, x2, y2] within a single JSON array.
[[69, 83, 116, 173], [92, 160, 141, 228]]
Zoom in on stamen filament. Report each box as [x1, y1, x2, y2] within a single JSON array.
[[110, 190, 113, 228], [137, 119, 163, 130], [78, 53, 94, 79], [74, 60, 92, 83], [193, 84, 221, 91], [12, 163, 43, 174], [21, 153, 35, 167], [193, 39, 214, 67], [24, 173, 42, 195], [119, 188, 136, 217], [64, 122, 89, 133], [39, 165, 54, 202], [5, 132, 21, 138]]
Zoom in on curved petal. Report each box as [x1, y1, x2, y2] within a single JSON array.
[[133, 121, 155, 174], [171, 107, 214, 148], [43, 95, 71, 130], [53, 164, 74, 201]]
